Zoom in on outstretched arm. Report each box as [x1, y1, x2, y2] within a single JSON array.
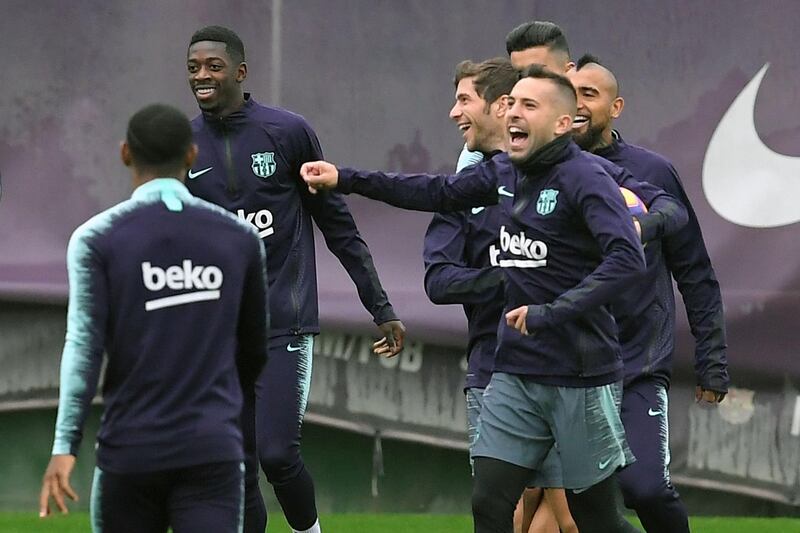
[[301, 158, 501, 213]]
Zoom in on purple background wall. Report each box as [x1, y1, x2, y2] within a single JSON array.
[[4, 0, 800, 505], [2, 1, 799, 379]]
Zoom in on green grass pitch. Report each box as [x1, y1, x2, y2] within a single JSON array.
[[4, 513, 800, 532]]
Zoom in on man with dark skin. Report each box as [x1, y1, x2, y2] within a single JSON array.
[[185, 26, 406, 533], [39, 104, 269, 533]]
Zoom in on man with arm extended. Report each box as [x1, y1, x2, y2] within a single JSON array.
[[423, 57, 576, 533], [568, 55, 730, 533], [301, 66, 650, 533], [184, 26, 406, 533], [39, 104, 269, 532]]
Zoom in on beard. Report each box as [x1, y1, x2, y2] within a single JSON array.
[[573, 122, 605, 151]]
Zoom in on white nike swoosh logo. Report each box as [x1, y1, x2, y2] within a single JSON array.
[[471, 207, 486, 215], [598, 458, 613, 470], [497, 186, 514, 197], [287, 343, 303, 352], [648, 408, 664, 417], [703, 64, 800, 228], [188, 167, 213, 180]]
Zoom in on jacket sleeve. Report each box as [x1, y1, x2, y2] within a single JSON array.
[[603, 160, 689, 243], [337, 159, 500, 212], [52, 231, 107, 457], [659, 165, 730, 392], [423, 212, 503, 305], [526, 168, 646, 330], [236, 233, 270, 389], [295, 121, 398, 324]]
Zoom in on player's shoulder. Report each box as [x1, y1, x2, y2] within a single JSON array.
[[249, 99, 315, 133], [618, 139, 676, 174], [68, 198, 140, 252], [559, 148, 613, 181]]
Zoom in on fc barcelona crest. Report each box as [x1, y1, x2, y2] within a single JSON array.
[[536, 189, 559, 215], [251, 152, 277, 178]]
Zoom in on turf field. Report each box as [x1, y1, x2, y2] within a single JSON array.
[[4, 513, 800, 532]]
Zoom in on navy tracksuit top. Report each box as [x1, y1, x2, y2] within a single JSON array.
[[338, 141, 651, 387], [52, 179, 269, 473], [187, 95, 397, 337]]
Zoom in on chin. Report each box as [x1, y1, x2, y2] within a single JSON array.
[[507, 151, 525, 164]]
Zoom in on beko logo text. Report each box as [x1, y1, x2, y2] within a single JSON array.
[[141, 260, 223, 311], [237, 209, 274, 238], [493, 226, 548, 268]]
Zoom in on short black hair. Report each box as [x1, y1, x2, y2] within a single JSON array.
[[517, 64, 577, 111], [505, 20, 570, 58], [454, 57, 518, 109], [127, 104, 193, 172], [190, 25, 245, 64], [576, 53, 604, 70]]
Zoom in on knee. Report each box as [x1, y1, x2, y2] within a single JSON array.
[[259, 443, 303, 484], [619, 475, 675, 509]]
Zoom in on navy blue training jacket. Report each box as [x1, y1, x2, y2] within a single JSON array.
[[187, 95, 397, 337]]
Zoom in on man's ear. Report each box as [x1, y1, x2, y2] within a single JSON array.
[[121, 141, 133, 167], [236, 62, 248, 83], [610, 96, 625, 120], [494, 95, 509, 117], [185, 144, 199, 169], [554, 113, 573, 136]]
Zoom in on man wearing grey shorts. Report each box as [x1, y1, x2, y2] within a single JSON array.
[[299, 67, 659, 532]]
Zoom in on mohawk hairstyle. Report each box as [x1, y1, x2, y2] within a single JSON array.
[[190, 25, 245, 64], [576, 53, 604, 70]]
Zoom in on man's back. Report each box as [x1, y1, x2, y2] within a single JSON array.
[[55, 179, 269, 473]]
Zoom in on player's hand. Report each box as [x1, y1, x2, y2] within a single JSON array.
[[373, 320, 406, 357], [39, 454, 78, 518], [505, 306, 529, 335], [300, 161, 339, 194], [695, 386, 726, 404]]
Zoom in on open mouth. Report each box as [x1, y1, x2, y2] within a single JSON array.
[[194, 86, 217, 100], [572, 115, 589, 130], [508, 126, 529, 149]]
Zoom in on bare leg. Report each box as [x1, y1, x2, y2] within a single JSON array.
[[543, 489, 577, 533]]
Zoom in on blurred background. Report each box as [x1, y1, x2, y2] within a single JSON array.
[[2, 0, 800, 516]]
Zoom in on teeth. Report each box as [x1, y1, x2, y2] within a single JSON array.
[[509, 126, 524, 134], [196, 88, 215, 95], [459, 124, 470, 131], [573, 116, 588, 123]]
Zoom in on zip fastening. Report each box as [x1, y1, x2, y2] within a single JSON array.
[[221, 121, 240, 197]]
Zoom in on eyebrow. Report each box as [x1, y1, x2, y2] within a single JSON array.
[[510, 96, 540, 106], [576, 84, 600, 94], [187, 56, 226, 63]]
